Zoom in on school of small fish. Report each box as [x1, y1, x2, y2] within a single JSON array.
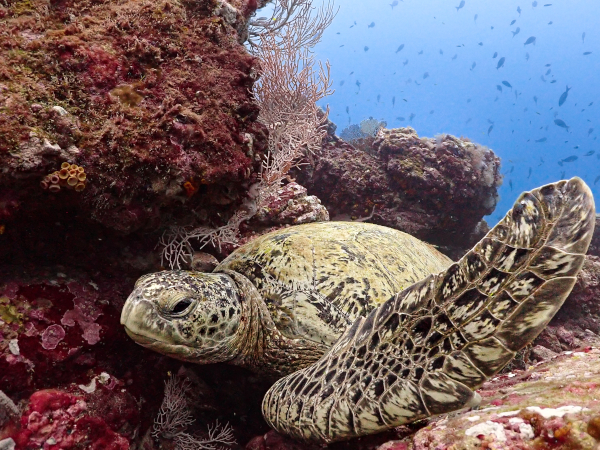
[[331, 1, 599, 196]]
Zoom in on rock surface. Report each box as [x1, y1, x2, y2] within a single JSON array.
[[294, 127, 502, 259], [397, 347, 600, 450]]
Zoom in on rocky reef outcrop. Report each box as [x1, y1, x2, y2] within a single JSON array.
[[294, 127, 502, 259], [0, 0, 267, 235]]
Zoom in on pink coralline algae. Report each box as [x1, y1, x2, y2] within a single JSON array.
[[61, 295, 103, 345], [0, 273, 138, 394], [40, 325, 66, 351], [12, 389, 131, 450]]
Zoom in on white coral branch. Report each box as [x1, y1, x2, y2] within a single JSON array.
[[153, 376, 237, 450], [152, 377, 195, 439], [173, 422, 236, 450]]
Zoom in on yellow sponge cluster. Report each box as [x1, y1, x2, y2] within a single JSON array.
[[41, 162, 87, 193]]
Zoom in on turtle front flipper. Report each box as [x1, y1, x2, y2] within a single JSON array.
[[261, 177, 595, 443]]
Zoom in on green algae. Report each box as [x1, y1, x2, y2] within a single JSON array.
[[0, 297, 23, 324]]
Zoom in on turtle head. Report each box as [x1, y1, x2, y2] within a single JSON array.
[[121, 270, 243, 364]]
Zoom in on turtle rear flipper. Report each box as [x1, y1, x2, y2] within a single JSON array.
[[262, 178, 595, 443]]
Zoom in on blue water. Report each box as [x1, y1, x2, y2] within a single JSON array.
[[295, 0, 600, 224]]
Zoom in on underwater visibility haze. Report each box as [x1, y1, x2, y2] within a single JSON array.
[[310, 0, 600, 223]]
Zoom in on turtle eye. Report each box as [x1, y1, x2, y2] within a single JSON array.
[[171, 298, 194, 316]]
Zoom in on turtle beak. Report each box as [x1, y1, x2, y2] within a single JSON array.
[[123, 325, 158, 345], [121, 290, 170, 344], [120, 296, 135, 327]]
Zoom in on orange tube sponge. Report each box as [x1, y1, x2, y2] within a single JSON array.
[[43, 163, 88, 192]]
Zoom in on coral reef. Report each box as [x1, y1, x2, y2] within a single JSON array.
[[249, 182, 329, 226], [11, 388, 132, 449], [0, 0, 268, 235], [294, 127, 502, 257]]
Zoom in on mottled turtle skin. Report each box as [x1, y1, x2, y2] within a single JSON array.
[[121, 178, 595, 443]]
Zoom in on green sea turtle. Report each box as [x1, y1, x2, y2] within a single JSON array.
[[121, 178, 595, 443]]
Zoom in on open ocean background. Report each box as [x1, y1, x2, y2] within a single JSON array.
[[259, 0, 600, 224]]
